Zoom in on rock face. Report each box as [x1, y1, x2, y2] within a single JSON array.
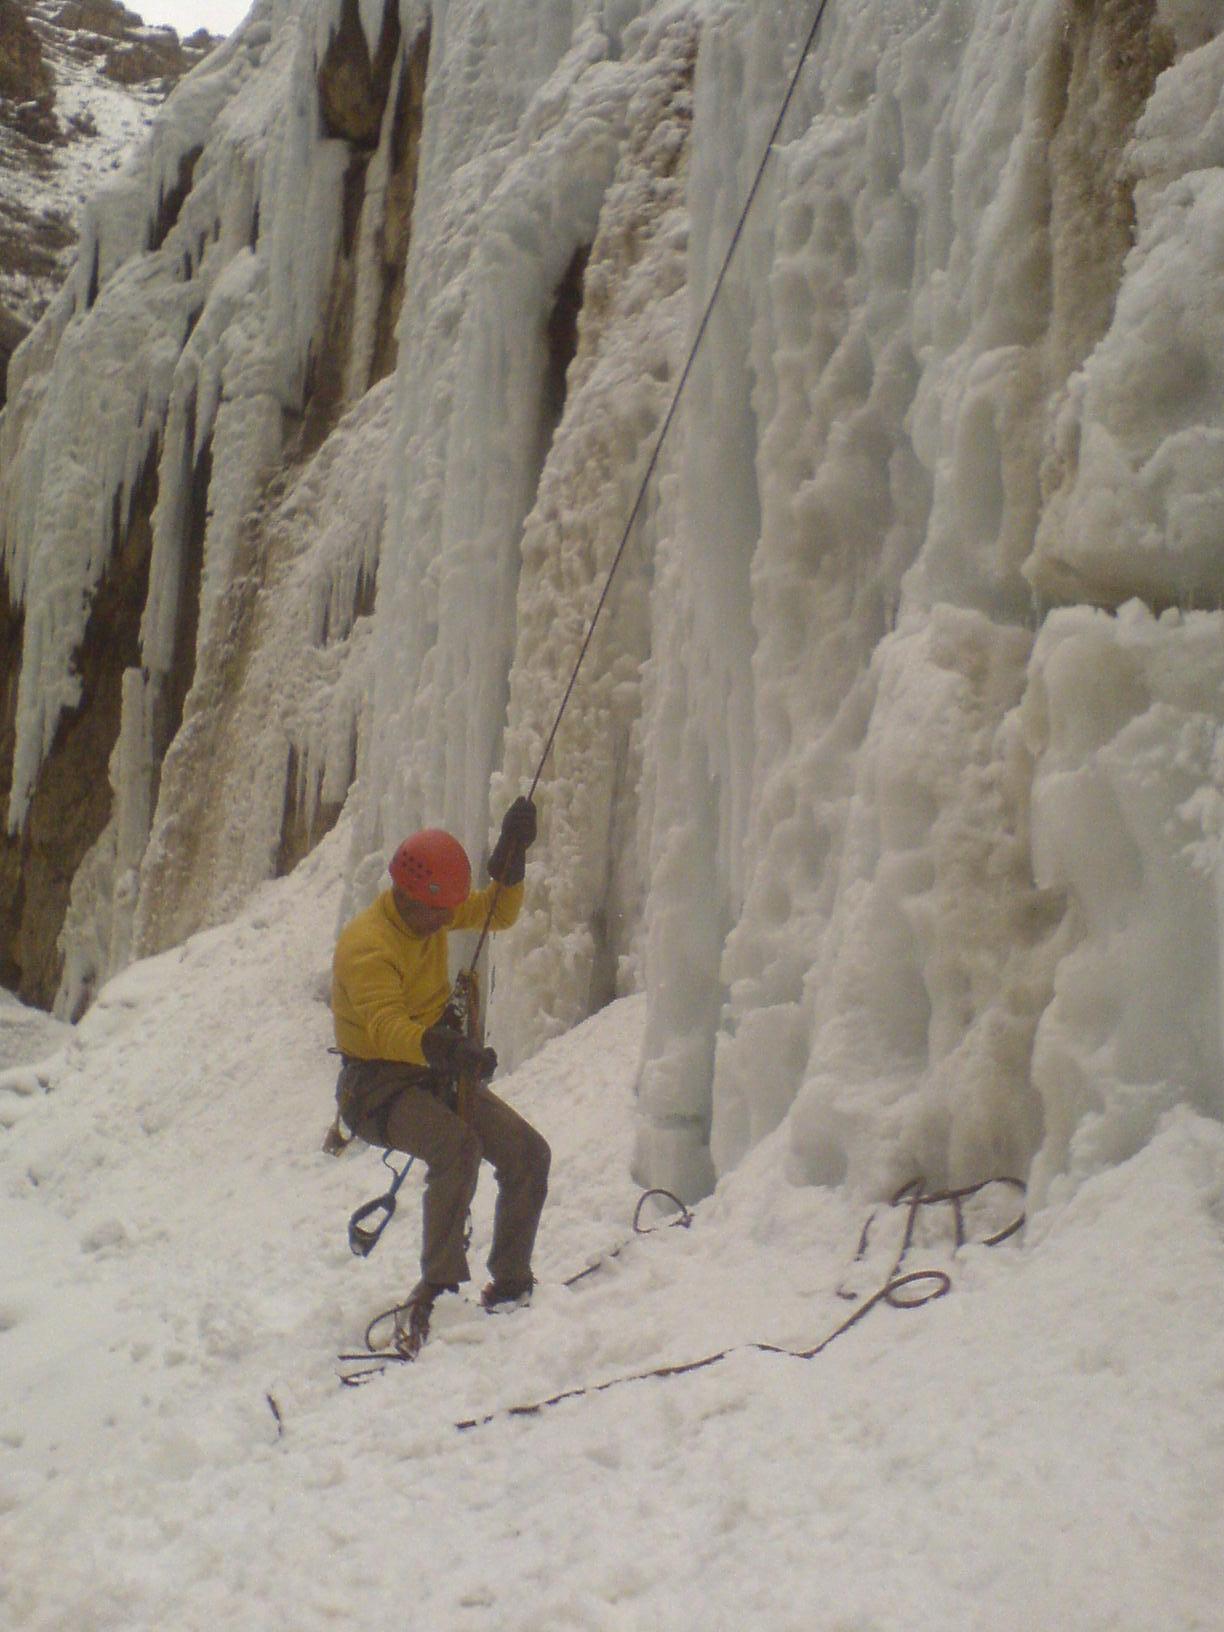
[[0, 0, 218, 402], [0, 1, 52, 107]]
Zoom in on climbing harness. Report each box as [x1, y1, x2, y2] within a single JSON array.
[[340, 969, 483, 1258], [453, 1176, 1026, 1431]]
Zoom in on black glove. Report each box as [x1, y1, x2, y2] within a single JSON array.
[[487, 796, 538, 886], [421, 1023, 498, 1080]]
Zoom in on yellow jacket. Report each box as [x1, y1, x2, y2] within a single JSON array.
[[331, 882, 524, 1065]]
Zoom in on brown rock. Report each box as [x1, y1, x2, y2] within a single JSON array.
[[51, 0, 142, 40], [317, 0, 400, 150], [0, 298, 27, 406], [103, 33, 187, 85], [0, 0, 53, 102], [0, 0, 220, 333]]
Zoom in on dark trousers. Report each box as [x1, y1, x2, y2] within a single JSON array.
[[336, 1056, 550, 1288]]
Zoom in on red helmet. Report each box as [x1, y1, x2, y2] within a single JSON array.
[[389, 829, 471, 907]]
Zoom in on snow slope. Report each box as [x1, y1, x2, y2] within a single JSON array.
[[0, 985, 69, 1068], [3, 829, 1223, 1630]]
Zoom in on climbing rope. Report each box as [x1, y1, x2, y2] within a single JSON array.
[[336, 1187, 693, 1386], [453, 1176, 1026, 1431], [465, 0, 837, 977], [562, 1186, 693, 1287], [337, 1296, 436, 1386], [839, 1174, 1025, 1295], [339, 0, 837, 1275]]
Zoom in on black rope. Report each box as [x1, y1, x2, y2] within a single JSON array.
[[454, 1177, 1026, 1430], [466, 0, 836, 976], [336, 1187, 693, 1385], [563, 1186, 693, 1287]]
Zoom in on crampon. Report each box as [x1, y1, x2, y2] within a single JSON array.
[[338, 1284, 449, 1385]]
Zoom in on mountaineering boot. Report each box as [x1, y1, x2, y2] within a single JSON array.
[[395, 1278, 459, 1358], [480, 1276, 534, 1311]]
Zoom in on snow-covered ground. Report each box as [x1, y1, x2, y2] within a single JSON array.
[[0, 985, 70, 1069], [3, 826, 1222, 1630]]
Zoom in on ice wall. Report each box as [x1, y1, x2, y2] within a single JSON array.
[[1023, 601, 1224, 1208], [623, 0, 1224, 1203], [347, 1, 698, 1000], [0, 0, 432, 1011], [1, 0, 1222, 1214]]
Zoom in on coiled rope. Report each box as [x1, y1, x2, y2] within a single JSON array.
[[561, 1187, 693, 1287]]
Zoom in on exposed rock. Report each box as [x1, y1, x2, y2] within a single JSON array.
[[367, 17, 428, 387], [296, 5, 425, 456], [52, 0, 143, 36], [317, 0, 400, 150], [0, 0, 220, 383], [103, 30, 191, 88], [0, 444, 159, 1011], [0, 300, 25, 398], [0, 0, 52, 103]]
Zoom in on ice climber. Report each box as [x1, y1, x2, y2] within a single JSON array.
[[331, 797, 548, 1325]]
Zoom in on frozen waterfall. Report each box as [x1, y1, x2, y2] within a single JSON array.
[[0, 0, 1222, 1208]]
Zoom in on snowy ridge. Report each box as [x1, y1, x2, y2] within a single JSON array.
[[2, 837, 1223, 1626]]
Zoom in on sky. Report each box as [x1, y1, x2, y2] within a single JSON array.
[[136, 0, 252, 38]]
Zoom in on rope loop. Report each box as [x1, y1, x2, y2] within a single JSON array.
[[882, 1268, 952, 1310], [632, 1188, 693, 1234]]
